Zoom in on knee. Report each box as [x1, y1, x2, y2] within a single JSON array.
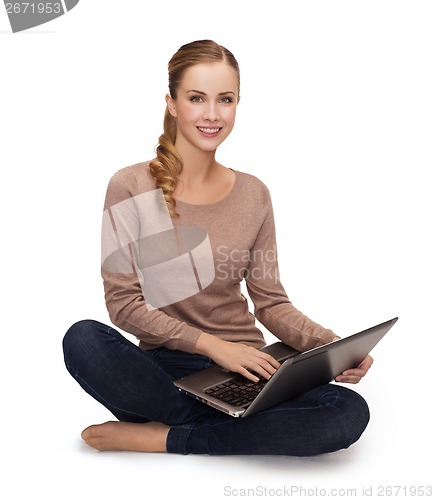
[[349, 388, 370, 429], [336, 387, 370, 449], [306, 385, 370, 453], [62, 319, 102, 370], [63, 319, 95, 350]]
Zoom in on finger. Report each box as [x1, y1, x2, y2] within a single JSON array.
[[358, 355, 374, 371], [340, 368, 367, 379], [335, 374, 363, 384], [247, 362, 277, 381], [239, 358, 279, 382], [235, 350, 281, 381], [239, 366, 260, 383], [258, 353, 281, 370], [251, 354, 281, 378], [336, 364, 371, 383], [341, 356, 374, 378], [342, 363, 372, 377]]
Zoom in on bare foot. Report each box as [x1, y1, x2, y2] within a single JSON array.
[[81, 421, 170, 452]]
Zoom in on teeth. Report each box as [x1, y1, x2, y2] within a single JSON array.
[[198, 127, 220, 134]]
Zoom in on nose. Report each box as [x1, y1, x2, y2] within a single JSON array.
[[203, 102, 220, 122]]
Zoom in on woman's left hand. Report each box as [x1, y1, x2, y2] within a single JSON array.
[[335, 355, 374, 384]]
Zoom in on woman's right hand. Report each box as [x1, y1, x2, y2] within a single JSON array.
[[195, 332, 281, 382]]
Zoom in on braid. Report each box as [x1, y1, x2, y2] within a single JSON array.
[[149, 108, 183, 218]]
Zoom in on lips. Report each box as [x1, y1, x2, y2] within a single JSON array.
[[197, 127, 222, 137]]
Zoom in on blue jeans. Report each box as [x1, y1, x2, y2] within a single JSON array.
[[62, 320, 370, 456]]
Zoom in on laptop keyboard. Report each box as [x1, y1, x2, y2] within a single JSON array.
[[204, 377, 268, 408]]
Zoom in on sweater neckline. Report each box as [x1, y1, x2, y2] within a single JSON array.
[[174, 168, 239, 213]]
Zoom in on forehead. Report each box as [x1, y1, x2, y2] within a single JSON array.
[[179, 62, 239, 94]]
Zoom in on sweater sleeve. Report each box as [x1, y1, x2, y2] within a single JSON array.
[[101, 170, 203, 353], [245, 184, 339, 351]]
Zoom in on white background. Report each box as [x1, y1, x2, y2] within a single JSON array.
[[1, 1, 432, 499]]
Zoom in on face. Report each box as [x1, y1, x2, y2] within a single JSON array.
[[166, 62, 239, 154]]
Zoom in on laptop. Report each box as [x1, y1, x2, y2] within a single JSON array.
[[174, 317, 398, 418]]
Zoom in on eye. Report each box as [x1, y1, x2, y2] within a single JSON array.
[[190, 95, 203, 103], [220, 96, 234, 103]]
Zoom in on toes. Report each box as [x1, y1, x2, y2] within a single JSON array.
[[81, 429, 108, 451], [85, 436, 107, 451], [81, 421, 116, 447]]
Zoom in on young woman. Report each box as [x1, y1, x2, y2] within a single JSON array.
[[63, 40, 373, 455]]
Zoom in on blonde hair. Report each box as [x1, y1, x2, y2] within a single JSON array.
[[149, 40, 240, 217]]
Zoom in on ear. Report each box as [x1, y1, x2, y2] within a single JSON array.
[[165, 93, 177, 118]]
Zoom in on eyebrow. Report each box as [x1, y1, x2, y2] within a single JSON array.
[[186, 89, 236, 96]]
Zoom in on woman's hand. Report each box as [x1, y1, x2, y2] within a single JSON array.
[[196, 332, 281, 382], [335, 355, 374, 384]]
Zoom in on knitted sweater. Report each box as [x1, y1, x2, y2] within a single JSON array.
[[101, 162, 338, 353]]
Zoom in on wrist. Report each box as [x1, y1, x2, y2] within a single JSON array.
[[195, 332, 223, 357]]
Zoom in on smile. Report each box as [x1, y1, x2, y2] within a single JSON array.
[[197, 127, 222, 136]]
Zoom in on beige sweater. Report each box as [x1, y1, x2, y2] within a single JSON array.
[[101, 162, 338, 353]]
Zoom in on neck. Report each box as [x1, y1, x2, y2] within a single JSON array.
[[176, 143, 217, 186]]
